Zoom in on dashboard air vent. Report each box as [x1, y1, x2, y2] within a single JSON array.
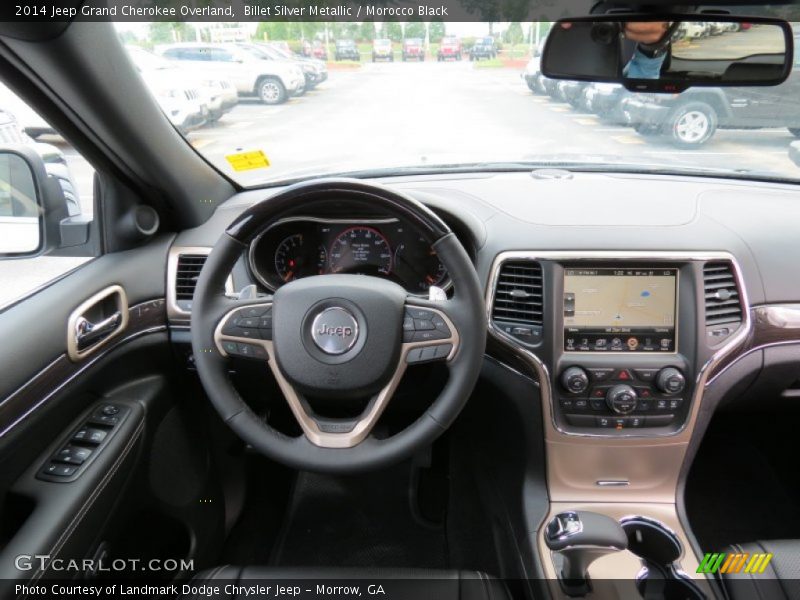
[[492, 260, 544, 344], [703, 261, 743, 329], [175, 254, 208, 304]]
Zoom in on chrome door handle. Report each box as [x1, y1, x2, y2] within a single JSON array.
[[67, 285, 129, 361], [75, 312, 122, 351]]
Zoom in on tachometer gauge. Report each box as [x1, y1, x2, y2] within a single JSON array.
[[394, 240, 448, 292], [329, 227, 393, 276], [274, 234, 327, 283]]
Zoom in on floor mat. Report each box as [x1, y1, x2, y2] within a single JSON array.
[[270, 464, 449, 568], [686, 414, 800, 551]]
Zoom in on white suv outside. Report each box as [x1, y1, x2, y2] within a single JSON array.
[[159, 43, 305, 105]]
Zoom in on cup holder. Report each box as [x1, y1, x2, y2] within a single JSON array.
[[620, 517, 705, 600]]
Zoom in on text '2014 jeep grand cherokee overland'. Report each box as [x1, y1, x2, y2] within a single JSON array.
[[1, 4, 800, 600]]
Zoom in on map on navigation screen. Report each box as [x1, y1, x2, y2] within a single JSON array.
[[563, 269, 676, 329]]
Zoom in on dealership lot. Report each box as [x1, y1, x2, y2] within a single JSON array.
[[2, 59, 798, 306], [186, 60, 799, 185]]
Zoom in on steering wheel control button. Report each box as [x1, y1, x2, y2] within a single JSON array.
[[241, 305, 270, 318], [406, 343, 452, 364], [406, 307, 436, 320], [311, 307, 359, 355], [402, 309, 451, 343]]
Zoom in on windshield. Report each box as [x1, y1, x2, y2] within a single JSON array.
[[121, 21, 800, 186]]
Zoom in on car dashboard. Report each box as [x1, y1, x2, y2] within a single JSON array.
[[166, 168, 800, 581]]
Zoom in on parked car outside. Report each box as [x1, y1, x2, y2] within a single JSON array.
[[159, 43, 305, 105], [522, 56, 544, 93], [372, 39, 394, 62], [402, 38, 424, 62], [126, 46, 237, 125], [237, 42, 326, 94], [582, 83, 631, 124], [310, 40, 327, 61], [623, 56, 800, 147], [470, 37, 497, 61], [556, 81, 589, 107], [334, 39, 360, 61], [265, 42, 328, 87], [437, 37, 462, 61]]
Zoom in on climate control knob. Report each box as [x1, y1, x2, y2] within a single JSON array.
[[655, 368, 686, 395], [561, 367, 589, 394], [606, 384, 638, 414]]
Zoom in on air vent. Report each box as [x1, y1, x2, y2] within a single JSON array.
[[492, 260, 544, 344], [704, 261, 743, 329], [175, 254, 208, 305]]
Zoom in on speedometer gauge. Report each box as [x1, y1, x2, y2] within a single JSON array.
[[329, 227, 393, 276], [274, 234, 327, 283], [394, 240, 448, 292]]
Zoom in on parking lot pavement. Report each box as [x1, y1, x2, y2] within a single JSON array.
[[3, 60, 798, 307], [187, 61, 799, 184]]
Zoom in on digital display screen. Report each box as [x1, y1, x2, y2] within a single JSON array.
[[563, 268, 677, 352]]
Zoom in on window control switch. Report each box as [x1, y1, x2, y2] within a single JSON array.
[[53, 445, 92, 465], [73, 427, 108, 445]]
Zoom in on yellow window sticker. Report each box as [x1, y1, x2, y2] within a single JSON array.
[[225, 150, 271, 172]]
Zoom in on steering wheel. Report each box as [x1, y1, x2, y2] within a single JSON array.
[[191, 179, 486, 472]]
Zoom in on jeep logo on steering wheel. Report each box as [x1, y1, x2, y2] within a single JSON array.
[[311, 307, 359, 355]]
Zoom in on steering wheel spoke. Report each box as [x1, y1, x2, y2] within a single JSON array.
[[266, 343, 408, 448]]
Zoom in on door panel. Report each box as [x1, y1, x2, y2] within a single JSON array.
[[0, 234, 172, 403], [0, 233, 230, 589]]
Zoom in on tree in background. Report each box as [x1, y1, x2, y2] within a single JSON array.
[[148, 22, 191, 44], [405, 22, 426, 39], [359, 22, 377, 42], [428, 21, 446, 43], [504, 22, 524, 44], [385, 22, 403, 41]]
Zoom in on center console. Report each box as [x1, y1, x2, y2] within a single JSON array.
[[557, 265, 691, 434], [487, 251, 748, 592], [489, 255, 725, 438]]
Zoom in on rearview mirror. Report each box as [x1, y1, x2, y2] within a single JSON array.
[[541, 15, 793, 93]]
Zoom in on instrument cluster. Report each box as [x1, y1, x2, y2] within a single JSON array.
[[248, 217, 449, 294]]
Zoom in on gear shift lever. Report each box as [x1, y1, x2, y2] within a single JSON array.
[[544, 511, 628, 596]]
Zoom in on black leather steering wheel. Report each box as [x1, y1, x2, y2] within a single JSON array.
[[191, 179, 486, 473]]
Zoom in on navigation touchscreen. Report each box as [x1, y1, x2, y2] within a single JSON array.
[[563, 268, 677, 352]]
